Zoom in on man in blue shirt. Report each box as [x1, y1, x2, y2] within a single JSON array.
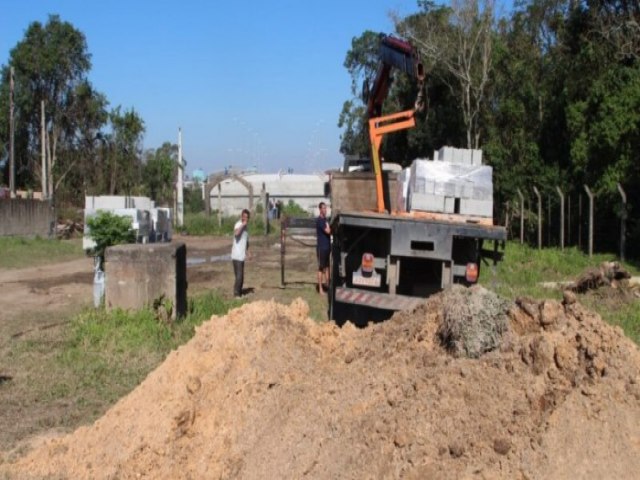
[[316, 202, 331, 294]]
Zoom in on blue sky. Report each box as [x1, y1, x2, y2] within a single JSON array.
[[1, 0, 422, 176]]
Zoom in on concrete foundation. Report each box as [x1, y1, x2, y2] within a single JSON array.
[[105, 242, 187, 319]]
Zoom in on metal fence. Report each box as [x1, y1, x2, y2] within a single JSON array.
[[502, 182, 632, 261]]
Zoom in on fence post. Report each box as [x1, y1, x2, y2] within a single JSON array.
[[567, 195, 571, 246], [556, 186, 565, 250], [578, 194, 582, 250], [505, 201, 510, 237], [584, 185, 594, 258], [217, 184, 222, 228], [280, 219, 286, 288], [264, 192, 270, 235], [617, 183, 627, 262], [517, 189, 524, 244], [533, 186, 542, 249]]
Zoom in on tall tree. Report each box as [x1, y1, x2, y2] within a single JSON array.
[[107, 106, 145, 195], [338, 31, 381, 157], [0, 15, 98, 200], [399, 0, 495, 149], [143, 142, 178, 205]]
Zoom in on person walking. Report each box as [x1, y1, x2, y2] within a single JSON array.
[[231, 209, 250, 297], [316, 202, 331, 294]]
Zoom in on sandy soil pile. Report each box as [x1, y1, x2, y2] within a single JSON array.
[[2, 287, 640, 479]]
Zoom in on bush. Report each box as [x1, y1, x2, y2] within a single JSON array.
[[85, 211, 136, 267], [182, 212, 269, 236], [280, 200, 310, 218]]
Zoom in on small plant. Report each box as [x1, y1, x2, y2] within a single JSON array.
[[85, 211, 136, 269], [280, 200, 310, 218]]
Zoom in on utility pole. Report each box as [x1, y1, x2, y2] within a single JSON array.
[[176, 128, 184, 227], [9, 67, 15, 198], [41, 100, 47, 199]]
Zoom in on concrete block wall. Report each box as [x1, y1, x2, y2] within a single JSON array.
[[0, 199, 53, 237], [105, 242, 187, 319]]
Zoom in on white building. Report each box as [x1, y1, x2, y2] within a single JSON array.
[[208, 172, 329, 216]]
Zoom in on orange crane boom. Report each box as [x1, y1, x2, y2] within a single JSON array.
[[364, 34, 425, 213]]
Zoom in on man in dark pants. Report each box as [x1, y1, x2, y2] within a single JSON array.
[[316, 202, 331, 294], [231, 209, 250, 297]]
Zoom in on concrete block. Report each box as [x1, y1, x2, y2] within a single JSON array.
[[471, 149, 483, 165], [444, 197, 456, 213], [105, 242, 187, 319], [460, 198, 493, 217], [409, 192, 445, 212]]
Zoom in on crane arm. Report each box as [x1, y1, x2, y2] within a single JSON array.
[[364, 34, 425, 213], [366, 34, 425, 118]]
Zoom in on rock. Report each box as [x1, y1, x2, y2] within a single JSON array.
[[449, 442, 465, 458], [540, 300, 564, 329], [562, 290, 577, 305], [494, 438, 512, 455]]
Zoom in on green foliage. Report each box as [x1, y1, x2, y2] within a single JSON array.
[[0, 237, 82, 269], [280, 199, 310, 218], [181, 212, 268, 236], [184, 185, 205, 214], [0, 15, 98, 196], [143, 142, 178, 205], [85, 211, 136, 261], [107, 106, 146, 195]]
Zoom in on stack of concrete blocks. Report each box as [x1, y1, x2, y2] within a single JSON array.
[[83, 196, 172, 251], [394, 167, 412, 213], [151, 208, 172, 242], [433, 146, 483, 166], [407, 146, 494, 218]]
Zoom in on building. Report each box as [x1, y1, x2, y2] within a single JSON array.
[[207, 171, 329, 216]]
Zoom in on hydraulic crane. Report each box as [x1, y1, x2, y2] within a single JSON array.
[[364, 34, 425, 213]]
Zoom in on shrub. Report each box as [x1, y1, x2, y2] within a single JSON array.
[[85, 211, 136, 267]]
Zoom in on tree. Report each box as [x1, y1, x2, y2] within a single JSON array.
[[106, 106, 145, 195], [338, 31, 381, 157], [143, 142, 178, 205], [0, 15, 101, 200], [399, 0, 495, 149]]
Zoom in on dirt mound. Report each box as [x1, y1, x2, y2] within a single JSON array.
[[2, 288, 640, 479]]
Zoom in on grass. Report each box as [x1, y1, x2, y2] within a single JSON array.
[[181, 212, 274, 236], [0, 290, 245, 452], [481, 241, 640, 344], [56, 291, 245, 407], [0, 237, 83, 269]]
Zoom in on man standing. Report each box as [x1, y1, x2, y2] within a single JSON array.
[[231, 209, 250, 297], [316, 202, 331, 294]]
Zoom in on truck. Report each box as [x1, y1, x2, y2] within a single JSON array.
[[328, 34, 506, 324]]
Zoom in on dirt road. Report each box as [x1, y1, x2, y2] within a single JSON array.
[[0, 234, 323, 338]]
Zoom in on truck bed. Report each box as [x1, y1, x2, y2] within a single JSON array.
[[333, 210, 506, 242]]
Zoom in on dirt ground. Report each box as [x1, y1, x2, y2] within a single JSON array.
[[1, 236, 640, 479], [0, 233, 324, 454], [0, 233, 322, 338]]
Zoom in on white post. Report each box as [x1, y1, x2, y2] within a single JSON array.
[[176, 127, 184, 227], [41, 100, 47, 199], [9, 67, 15, 198]]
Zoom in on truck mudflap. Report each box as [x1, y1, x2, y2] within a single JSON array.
[[335, 286, 424, 311]]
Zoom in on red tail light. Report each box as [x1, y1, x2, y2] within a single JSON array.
[[361, 253, 375, 277], [466, 263, 478, 283]]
